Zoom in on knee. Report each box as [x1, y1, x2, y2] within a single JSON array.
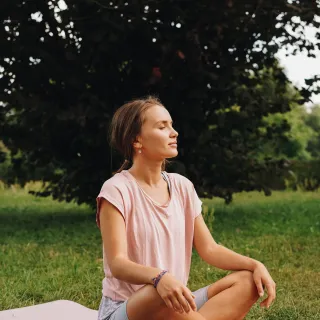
[[145, 284, 167, 307], [235, 271, 260, 301], [126, 284, 169, 320]]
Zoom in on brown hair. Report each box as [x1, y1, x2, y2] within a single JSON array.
[[109, 96, 170, 174]]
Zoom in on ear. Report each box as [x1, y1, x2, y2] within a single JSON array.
[[133, 142, 141, 149], [133, 137, 142, 149]]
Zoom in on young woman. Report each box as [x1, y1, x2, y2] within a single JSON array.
[[96, 97, 276, 320]]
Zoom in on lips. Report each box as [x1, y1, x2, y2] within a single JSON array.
[[169, 142, 178, 147]]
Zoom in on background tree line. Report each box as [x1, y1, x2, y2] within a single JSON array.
[[1, 0, 320, 205]]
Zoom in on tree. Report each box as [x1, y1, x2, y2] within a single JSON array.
[[254, 95, 317, 161], [1, 1, 319, 204], [305, 105, 320, 158]]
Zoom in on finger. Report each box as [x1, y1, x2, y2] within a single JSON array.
[[265, 283, 276, 307], [260, 283, 276, 308], [260, 298, 268, 308], [163, 296, 174, 311], [254, 277, 264, 297], [171, 295, 184, 314], [183, 290, 197, 312], [260, 298, 273, 308], [175, 291, 190, 313]]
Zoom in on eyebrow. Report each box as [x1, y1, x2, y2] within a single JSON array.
[[155, 120, 173, 125]]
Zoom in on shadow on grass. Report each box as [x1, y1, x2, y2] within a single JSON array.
[[0, 209, 99, 244]]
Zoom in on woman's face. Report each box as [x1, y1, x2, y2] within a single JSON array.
[[136, 105, 179, 160]]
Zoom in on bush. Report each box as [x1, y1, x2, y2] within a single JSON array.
[[286, 160, 320, 191], [250, 159, 320, 193], [0, 141, 51, 186]]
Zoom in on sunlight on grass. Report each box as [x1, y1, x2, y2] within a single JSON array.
[[0, 186, 319, 318]]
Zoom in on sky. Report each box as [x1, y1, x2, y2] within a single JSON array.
[[275, 24, 320, 108]]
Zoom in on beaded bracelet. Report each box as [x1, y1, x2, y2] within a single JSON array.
[[152, 270, 168, 288]]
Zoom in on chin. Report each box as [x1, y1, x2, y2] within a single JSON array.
[[166, 150, 178, 159]]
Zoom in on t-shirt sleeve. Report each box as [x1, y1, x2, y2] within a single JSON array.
[[96, 181, 126, 228], [177, 173, 203, 219], [191, 183, 203, 219]]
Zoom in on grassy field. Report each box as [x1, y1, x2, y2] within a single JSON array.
[[0, 185, 319, 319]]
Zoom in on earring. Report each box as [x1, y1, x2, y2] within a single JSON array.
[[138, 149, 142, 154]]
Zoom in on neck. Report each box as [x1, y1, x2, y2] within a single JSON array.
[[128, 158, 164, 187]]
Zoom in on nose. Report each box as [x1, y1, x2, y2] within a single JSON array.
[[171, 127, 178, 137]]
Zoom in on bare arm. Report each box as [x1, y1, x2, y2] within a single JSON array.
[[193, 215, 258, 270], [99, 198, 162, 285], [193, 215, 276, 307], [202, 244, 259, 271]]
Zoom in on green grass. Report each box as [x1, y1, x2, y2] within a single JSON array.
[[0, 187, 319, 319]]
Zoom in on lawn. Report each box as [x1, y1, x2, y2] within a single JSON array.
[[0, 185, 319, 319]]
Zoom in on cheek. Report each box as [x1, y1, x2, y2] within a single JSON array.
[[147, 130, 167, 143], [143, 132, 168, 150]]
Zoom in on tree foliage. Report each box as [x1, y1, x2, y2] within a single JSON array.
[[255, 101, 317, 161], [1, 0, 320, 204], [255, 102, 320, 161], [305, 105, 320, 158]]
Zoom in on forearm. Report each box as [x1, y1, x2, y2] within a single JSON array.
[[111, 256, 162, 285], [203, 244, 261, 271]]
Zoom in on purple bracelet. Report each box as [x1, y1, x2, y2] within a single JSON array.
[[152, 270, 168, 288]]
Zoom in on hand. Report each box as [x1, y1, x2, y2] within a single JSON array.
[[253, 262, 276, 309], [156, 272, 197, 314]]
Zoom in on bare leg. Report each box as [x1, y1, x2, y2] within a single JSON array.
[[166, 271, 259, 320], [126, 270, 258, 320], [126, 284, 207, 320], [198, 270, 260, 320]]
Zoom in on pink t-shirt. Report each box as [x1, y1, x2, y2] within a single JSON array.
[[96, 169, 202, 301]]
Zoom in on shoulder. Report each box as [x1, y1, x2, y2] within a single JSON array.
[[99, 171, 132, 193], [167, 172, 191, 183], [166, 172, 194, 192], [96, 171, 133, 226]]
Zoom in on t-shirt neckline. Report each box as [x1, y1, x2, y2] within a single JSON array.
[[122, 170, 172, 208]]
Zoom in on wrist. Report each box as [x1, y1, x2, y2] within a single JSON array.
[[151, 269, 168, 288], [149, 268, 163, 285], [250, 259, 263, 271]]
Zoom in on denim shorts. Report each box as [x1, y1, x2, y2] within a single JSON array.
[[98, 284, 211, 320]]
